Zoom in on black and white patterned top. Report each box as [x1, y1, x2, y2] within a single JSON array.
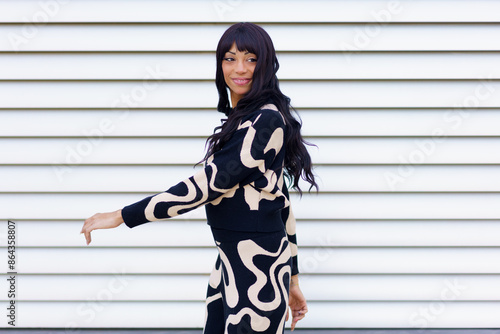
[[121, 104, 299, 275]]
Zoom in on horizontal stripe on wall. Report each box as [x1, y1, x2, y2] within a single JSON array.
[[1, 81, 499, 108], [5, 220, 500, 248], [2, 193, 500, 220], [2, 109, 500, 137], [5, 247, 500, 274], [1, 52, 500, 80], [3, 137, 500, 164], [3, 165, 500, 192], [2, 24, 500, 52], [6, 301, 500, 327], [2, 274, 498, 301], [1, 0, 500, 23]]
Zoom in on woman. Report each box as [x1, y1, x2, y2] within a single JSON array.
[[81, 22, 317, 333]]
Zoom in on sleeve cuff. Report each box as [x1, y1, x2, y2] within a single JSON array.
[[291, 254, 299, 276]]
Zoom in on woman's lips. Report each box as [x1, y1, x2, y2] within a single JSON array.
[[232, 78, 251, 86]]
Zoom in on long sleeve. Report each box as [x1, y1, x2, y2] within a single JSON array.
[[121, 108, 287, 229], [281, 184, 299, 276]]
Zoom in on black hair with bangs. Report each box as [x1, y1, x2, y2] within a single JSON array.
[[204, 22, 317, 194], [215, 22, 276, 116]]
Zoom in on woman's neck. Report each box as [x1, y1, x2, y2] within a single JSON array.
[[230, 91, 243, 109]]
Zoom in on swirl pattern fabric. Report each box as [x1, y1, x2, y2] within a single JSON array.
[[204, 229, 291, 334], [121, 104, 299, 275]]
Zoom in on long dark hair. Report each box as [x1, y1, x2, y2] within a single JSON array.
[[204, 22, 317, 194]]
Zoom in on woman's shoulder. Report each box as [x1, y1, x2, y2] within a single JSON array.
[[260, 103, 279, 112], [242, 103, 285, 126]]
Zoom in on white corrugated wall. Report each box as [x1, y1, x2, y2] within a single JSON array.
[[1, 0, 500, 329]]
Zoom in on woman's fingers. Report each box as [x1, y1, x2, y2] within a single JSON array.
[[290, 306, 308, 330], [288, 283, 307, 331], [81, 214, 101, 245], [84, 221, 93, 245], [291, 314, 305, 331], [81, 217, 94, 245], [84, 230, 92, 245], [80, 210, 124, 245], [298, 305, 308, 316]]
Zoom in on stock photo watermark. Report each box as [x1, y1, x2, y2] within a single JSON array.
[[5, 220, 17, 327], [213, 0, 242, 20], [408, 278, 467, 329], [340, 0, 403, 62], [64, 269, 131, 332], [7, 0, 69, 52], [384, 75, 497, 190], [51, 64, 169, 182], [299, 233, 336, 275]]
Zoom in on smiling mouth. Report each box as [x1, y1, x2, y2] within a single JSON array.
[[232, 78, 251, 85]]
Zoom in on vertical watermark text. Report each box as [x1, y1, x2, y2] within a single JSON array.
[[6, 220, 17, 327]]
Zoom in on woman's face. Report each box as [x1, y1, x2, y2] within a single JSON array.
[[222, 42, 257, 106]]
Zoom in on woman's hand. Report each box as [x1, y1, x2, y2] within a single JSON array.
[[80, 209, 124, 245], [286, 274, 308, 331]]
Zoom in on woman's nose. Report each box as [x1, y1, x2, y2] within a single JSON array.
[[235, 61, 247, 74]]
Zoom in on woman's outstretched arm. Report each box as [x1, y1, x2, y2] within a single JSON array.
[[80, 108, 285, 244]]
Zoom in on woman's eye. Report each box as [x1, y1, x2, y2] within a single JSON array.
[[248, 58, 257, 62], [223, 57, 234, 62]]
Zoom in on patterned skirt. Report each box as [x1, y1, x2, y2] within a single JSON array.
[[203, 227, 292, 334]]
